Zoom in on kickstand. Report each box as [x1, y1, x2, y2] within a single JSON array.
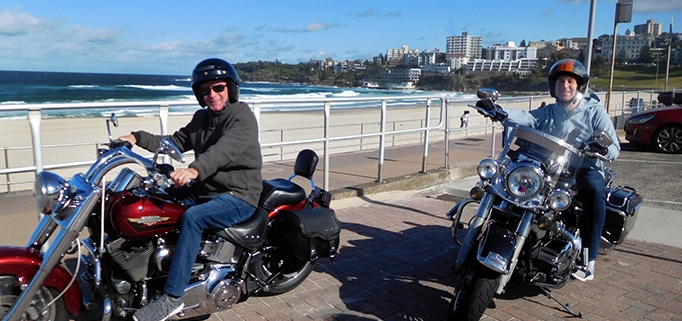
[[538, 287, 582, 318]]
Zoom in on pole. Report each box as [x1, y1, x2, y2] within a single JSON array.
[[664, 16, 673, 91], [584, 0, 597, 84], [607, 24, 618, 112]]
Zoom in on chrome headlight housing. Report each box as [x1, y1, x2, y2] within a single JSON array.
[[477, 159, 498, 179], [33, 171, 66, 214], [548, 189, 571, 211], [506, 166, 543, 199]]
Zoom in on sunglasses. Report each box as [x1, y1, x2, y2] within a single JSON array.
[[199, 84, 227, 96]]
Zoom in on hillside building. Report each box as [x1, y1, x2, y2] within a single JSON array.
[[446, 32, 483, 59]]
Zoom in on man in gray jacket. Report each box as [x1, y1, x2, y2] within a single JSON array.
[[478, 59, 620, 282], [120, 58, 262, 321]]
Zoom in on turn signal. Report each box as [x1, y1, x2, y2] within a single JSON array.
[[537, 215, 553, 230], [469, 186, 485, 200]]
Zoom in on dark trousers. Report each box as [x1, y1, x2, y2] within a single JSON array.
[[576, 168, 607, 262], [164, 193, 255, 297]]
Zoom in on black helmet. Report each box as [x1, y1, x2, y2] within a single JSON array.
[[191, 58, 240, 106], [547, 59, 589, 98]]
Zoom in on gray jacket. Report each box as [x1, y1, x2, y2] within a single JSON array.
[[505, 94, 620, 176], [134, 101, 262, 207]]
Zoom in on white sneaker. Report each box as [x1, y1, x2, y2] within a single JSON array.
[[572, 260, 595, 282]]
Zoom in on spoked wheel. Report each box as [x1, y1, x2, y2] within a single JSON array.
[[249, 250, 316, 295], [0, 275, 69, 321], [448, 267, 501, 321], [654, 124, 682, 154]]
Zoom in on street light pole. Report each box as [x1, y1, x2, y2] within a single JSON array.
[[664, 16, 673, 92], [606, 0, 632, 112], [584, 0, 597, 88], [606, 24, 619, 112]]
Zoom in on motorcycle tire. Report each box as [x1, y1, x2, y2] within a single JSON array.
[[0, 275, 69, 321], [249, 250, 316, 295], [448, 267, 501, 321]]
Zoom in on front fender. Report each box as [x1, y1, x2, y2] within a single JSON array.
[[477, 222, 516, 274], [0, 246, 83, 315]]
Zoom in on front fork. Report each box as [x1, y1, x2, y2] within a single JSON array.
[[452, 192, 534, 294]]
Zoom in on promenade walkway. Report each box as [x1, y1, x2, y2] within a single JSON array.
[[0, 132, 680, 320]]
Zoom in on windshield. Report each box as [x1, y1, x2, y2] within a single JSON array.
[[501, 124, 583, 184]]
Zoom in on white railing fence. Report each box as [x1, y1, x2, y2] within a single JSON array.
[[0, 90, 658, 193]]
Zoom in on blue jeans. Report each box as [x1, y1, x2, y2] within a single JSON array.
[[164, 193, 256, 297], [576, 168, 607, 262]]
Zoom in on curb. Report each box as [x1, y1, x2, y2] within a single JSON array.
[[330, 162, 478, 200]]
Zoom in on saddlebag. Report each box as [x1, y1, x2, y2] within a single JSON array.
[[272, 207, 341, 261], [602, 185, 643, 245]]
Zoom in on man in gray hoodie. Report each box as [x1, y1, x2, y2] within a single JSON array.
[[478, 59, 620, 282], [120, 58, 262, 321]]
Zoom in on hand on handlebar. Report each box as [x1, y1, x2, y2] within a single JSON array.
[[582, 142, 610, 162], [587, 142, 608, 156], [170, 168, 199, 187], [470, 99, 508, 122]]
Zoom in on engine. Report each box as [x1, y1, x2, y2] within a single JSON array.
[[102, 233, 245, 315], [529, 221, 582, 288]]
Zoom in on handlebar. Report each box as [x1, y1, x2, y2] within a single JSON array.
[[582, 149, 611, 162]]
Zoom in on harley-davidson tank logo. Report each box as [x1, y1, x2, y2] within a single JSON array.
[[128, 216, 170, 226]]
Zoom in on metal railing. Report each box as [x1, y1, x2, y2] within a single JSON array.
[[0, 90, 654, 193]]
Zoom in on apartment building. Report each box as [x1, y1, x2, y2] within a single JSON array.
[[446, 32, 483, 59]]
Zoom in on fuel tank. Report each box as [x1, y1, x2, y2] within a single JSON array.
[[108, 191, 186, 239]]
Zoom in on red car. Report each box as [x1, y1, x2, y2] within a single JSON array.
[[625, 105, 682, 153]]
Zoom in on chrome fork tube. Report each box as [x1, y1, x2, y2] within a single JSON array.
[[454, 192, 494, 272], [496, 211, 533, 293], [26, 215, 58, 250]]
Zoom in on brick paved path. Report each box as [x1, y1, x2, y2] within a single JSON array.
[[201, 192, 682, 321]]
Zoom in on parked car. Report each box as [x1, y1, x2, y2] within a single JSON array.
[[625, 105, 682, 153]]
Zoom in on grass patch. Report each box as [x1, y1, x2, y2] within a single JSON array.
[[590, 66, 682, 90]]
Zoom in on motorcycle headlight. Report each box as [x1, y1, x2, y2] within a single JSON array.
[[33, 171, 66, 214], [506, 166, 543, 199], [477, 159, 498, 179], [548, 190, 571, 211]]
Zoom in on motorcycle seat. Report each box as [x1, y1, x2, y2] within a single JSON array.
[[259, 179, 306, 211], [213, 208, 269, 251]]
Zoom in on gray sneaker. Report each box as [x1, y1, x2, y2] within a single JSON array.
[[133, 293, 184, 321]]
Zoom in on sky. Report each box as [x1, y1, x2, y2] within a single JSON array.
[[1, 0, 681, 76]]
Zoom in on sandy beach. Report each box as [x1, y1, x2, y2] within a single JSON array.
[[0, 90, 642, 192]]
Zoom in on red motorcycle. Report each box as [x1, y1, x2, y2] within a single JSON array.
[[0, 114, 340, 321]]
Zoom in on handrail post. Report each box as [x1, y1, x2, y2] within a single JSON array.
[[444, 99, 450, 168], [421, 99, 431, 173], [158, 105, 169, 135], [529, 95, 534, 111], [28, 110, 43, 174], [323, 101, 331, 190], [252, 102, 261, 142], [377, 100, 387, 183], [28, 109, 43, 222], [491, 125, 497, 157]]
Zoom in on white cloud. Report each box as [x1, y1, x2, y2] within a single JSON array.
[[0, 9, 53, 36]]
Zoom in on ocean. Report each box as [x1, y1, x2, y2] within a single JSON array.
[[0, 70, 472, 120]]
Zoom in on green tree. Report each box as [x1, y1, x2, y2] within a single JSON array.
[[616, 48, 627, 66], [519, 39, 526, 47], [637, 44, 653, 64]]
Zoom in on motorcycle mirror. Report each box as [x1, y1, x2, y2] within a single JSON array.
[[105, 113, 119, 142], [591, 130, 613, 147], [160, 138, 186, 164], [477, 88, 499, 102]]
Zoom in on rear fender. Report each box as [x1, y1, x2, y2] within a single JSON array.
[[477, 222, 516, 274], [0, 246, 83, 315]]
